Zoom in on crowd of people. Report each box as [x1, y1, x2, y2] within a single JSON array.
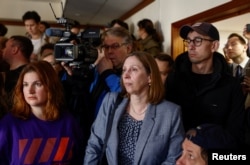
[[0, 9, 250, 165]]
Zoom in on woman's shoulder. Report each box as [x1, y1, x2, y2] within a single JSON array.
[[155, 99, 181, 113], [160, 99, 180, 107], [103, 92, 121, 103], [0, 113, 21, 130], [0, 113, 17, 121]]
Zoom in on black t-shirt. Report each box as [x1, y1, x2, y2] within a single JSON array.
[[4, 65, 26, 108]]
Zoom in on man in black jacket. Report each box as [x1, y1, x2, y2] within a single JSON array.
[[165, 22, 245, 149]]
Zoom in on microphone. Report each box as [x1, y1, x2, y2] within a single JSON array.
[[45, 28, 64, 37]]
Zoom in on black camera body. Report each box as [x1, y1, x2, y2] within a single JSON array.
[[47, 18, 101, 68], [54, 28, 100, 65], [54, 43, 80, 61]]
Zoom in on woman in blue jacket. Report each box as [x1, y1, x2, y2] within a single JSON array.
[[84, 51, 185, 165]]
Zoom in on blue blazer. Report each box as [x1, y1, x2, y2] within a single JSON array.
[[84, 92, 185, 165]]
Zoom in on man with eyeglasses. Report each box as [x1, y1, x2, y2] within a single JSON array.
[[165, 22, 245, 151], [89, 27, 133, 118], [61, 27, 134, 151], [62, 27, 133, 115]]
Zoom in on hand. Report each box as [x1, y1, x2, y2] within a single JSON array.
[[94, 47, 105, 66], [97, 56, 113, 74], [61, 61, 73, 76], [242, 76, 250, 94], [94, 47, 113, 73]]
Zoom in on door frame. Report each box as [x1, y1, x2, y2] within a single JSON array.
[[171, 0, 250, 59]]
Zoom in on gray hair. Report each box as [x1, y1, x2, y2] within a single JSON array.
[[101, 27, 133, 45]]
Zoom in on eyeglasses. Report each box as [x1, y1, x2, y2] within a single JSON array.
[[101, 42, 127, 51], [183, 37, 214, 47]]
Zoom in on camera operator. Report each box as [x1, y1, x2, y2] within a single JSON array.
[[62, 27, 134, 118]]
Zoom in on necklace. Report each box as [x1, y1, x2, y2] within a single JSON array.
[[130, 104, 148, 116]]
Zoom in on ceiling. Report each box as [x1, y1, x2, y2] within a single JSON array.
[[64, 0, 145, 26], [0, 0, 154, 27], [0, 0, 248, 32]]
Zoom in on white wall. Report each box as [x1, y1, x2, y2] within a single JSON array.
[[2, 0, 64, 38], [125, 0, 230, 54], [0, 1, 62, 21], [5, 26, 26, 38]]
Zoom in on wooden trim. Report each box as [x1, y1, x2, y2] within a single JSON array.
[[171, 0, 250, 59], [0, 19, 58, 27], [120, 0, 155, 20]]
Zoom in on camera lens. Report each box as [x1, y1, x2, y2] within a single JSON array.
[[64, 47, 73, 57]]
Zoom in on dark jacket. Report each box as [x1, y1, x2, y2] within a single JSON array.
[[228, 58, 250, 81], [89, 68, 122, 118], [138, 36, 161, 56], [165, 51, 245, 149]]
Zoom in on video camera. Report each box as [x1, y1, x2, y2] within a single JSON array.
[[45, 17, 101, 68]]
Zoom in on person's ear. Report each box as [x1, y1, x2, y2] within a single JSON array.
[[147, 75, 152, 86], [12, 45, 19, 54], [126, 44, 133, 53], [211, 40, 220, 52]]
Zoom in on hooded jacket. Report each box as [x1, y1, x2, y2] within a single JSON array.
[[165, 51, 245, 149], [138, 36, 161, 56]]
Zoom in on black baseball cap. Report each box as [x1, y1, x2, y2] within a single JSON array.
[[180, 22, 220, 41], [186, 124, 233, 150]]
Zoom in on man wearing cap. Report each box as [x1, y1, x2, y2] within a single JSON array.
[[176, 124, 234, 165], [165, 22, 245, 149], [176, 135, 208, 165]]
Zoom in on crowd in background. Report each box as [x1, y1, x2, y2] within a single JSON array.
[[0, 9, 250, 165]]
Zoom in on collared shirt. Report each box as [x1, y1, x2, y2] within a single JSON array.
[[233, 56, 250, 76]]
